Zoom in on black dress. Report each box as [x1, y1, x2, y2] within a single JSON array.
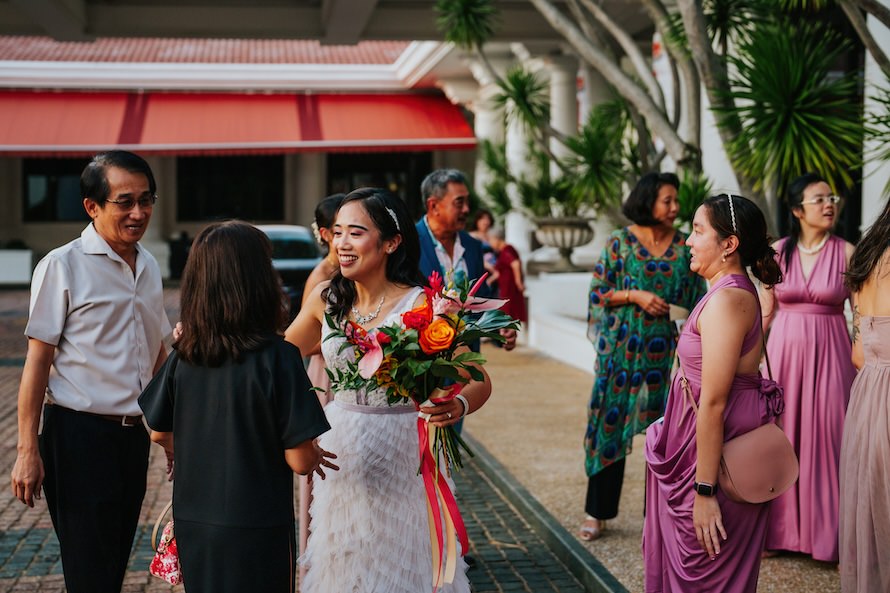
[[139, 337, 330, 593]]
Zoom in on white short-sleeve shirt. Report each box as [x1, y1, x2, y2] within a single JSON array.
[[25, 223, 172, 415]]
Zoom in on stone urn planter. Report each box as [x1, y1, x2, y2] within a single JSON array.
[[533, 217, 595, 272]]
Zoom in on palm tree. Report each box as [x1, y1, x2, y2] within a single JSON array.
[[714, 19, 865, 202]]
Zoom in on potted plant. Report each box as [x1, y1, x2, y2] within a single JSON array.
[[479, 86, 631, 270]]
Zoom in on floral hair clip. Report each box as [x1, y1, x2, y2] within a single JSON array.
[[310, 221, 324, 245]]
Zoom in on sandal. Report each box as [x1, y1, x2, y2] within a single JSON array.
[[578, 516, 604, 542]]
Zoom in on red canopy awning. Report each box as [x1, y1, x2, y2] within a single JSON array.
[[0, 91, 476, 156]]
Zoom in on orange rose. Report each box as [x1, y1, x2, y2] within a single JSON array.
[[419, 318, 456, 354]]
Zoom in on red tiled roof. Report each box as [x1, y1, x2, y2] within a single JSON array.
[[0, 36, 410, 64]]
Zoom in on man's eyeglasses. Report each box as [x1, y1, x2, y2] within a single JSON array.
[[800, 195, 841, 206], [105, 195, 158, 211]]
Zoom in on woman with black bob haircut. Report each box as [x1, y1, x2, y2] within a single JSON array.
[[580, 171, 705, 541], [644, 194, 783, 592], [139, 220, 335, 593], [621, 171, 680, 226], [286, 187, 493, 592]]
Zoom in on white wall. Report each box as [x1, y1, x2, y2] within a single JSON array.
[[862, 6, 890, 230]]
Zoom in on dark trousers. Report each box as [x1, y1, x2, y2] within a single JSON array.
[[39, 404, 150, 593], [584, 457, 626, 520]]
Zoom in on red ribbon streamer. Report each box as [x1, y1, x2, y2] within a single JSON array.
[[415, 388, 469, 591]]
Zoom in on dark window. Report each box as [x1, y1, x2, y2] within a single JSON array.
[[327, 152, 433, 222], [22, 158, 91, 222], [177, 155, 284, 222]]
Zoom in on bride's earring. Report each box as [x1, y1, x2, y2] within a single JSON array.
[[722, 251, 728, 262]]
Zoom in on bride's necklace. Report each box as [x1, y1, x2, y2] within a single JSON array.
[[351, 295, 385, 325], [798, 234, 830, 255]]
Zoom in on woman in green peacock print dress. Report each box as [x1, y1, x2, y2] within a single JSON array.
[[579, 173, 706, 541]]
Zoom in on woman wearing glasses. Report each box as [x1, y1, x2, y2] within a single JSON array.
[[760, 173, 856, 563]]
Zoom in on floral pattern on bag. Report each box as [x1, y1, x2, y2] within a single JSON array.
[[149, 519, 182, 585]]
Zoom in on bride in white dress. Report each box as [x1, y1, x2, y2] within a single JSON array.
[[285, 187, 492, 593]]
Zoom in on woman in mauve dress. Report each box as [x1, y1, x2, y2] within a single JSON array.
[[760, 174, 856, 562], [298, 192, 344, 588], [840, 195, 890, 592], [644, 194, 784, 593]]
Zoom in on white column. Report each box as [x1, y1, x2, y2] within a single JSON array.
[[547, 54, 579, 176], [578, 64, 613, 124], [465, 53, 512, 203], [141, 155, 170, 278], [287, 153, 326, 227], [862, 7, 890, 230], [505, 113, 533, 256]]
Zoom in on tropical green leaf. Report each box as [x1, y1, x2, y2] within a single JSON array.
[[477, 139, 513, 217], [563, 101, 629, 212], [676, 170, 712, 226], [714, 19, 864, 196], [452, 351, 487, 365], [430, 362, 462, 381], [703, 0, 772, 53], [435, 0, 498, 49], [666, 0, 772, 56], [494, 66, 550, 138], [777, 0, 834, 10]]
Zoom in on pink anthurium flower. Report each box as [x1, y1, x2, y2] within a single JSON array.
[[455, 273, 509, 311], [358, 332, 384, 379], [460, 297, 509, 312], [467, 273, 489, 297]]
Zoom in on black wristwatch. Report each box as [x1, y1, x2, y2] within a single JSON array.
[[693, 481, 718, 496]]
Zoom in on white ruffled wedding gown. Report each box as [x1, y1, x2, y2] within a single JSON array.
[[300, 287, 470, 593]]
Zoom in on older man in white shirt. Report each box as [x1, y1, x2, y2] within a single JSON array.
[[11, 151, 171, 593]]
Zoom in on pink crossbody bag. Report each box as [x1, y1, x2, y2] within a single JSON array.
[[679, 345, 799, 504]]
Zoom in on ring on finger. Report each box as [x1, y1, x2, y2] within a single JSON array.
[[447, 412, 452, 419]]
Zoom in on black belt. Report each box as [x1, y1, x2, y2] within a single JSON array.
[[46, 402, 143, 427]]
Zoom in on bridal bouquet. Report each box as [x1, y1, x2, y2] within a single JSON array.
[[324, 271, 519, 588], [324, 270, 519, 471]]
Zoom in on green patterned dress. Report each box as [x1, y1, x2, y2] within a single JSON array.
[[584, 227, 706, 477]]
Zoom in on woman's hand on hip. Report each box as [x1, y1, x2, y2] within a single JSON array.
[[693, 493, 727, 559], [632, 290, 670, 316]]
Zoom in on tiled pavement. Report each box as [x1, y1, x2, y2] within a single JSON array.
[[0, 288, 600, 593]]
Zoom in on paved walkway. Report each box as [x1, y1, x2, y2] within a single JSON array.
[[0, 289, 593, 593], [0, 288, 842, 592]]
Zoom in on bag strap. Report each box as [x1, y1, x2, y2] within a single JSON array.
[[677, 356, 699, 414], [761, 333, 774, 381], [150, 499, 173, 552], [680, 327, 773, 416]]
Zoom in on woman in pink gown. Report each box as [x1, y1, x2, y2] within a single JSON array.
[[644, 194, 784, 592], [840, 196, 890, 592], [760, 174, 855, 562], [298, 192, 344, 588]]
